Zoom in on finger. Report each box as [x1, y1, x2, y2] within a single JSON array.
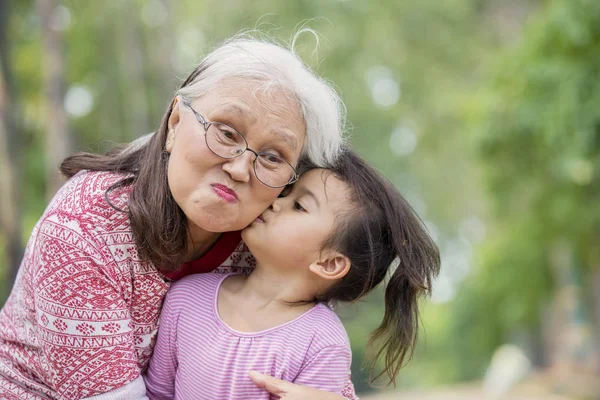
[[249, 371, 292, 396]]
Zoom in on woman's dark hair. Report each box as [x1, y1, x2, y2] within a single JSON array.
[[317, 148, 441, 386], [60, 66, 209, 272]]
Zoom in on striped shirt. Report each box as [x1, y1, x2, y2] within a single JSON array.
[[144, 273, 352, 399]]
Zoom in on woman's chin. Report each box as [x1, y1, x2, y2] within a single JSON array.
[[187, 214, 238, 236]]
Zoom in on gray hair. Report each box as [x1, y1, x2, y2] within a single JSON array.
[[176, 33, 347, 167]]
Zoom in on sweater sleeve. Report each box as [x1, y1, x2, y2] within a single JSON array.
[[33, 215, 140, 399], [83, 376, 148, 400], [143, 286, 180, 400]]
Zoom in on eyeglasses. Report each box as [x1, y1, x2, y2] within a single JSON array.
[[182, 101, 299, 188]]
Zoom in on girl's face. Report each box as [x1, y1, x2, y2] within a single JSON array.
[[166, 79, 306, 237], [242, 169, 351, 270]]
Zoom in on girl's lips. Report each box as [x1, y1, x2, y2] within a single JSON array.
[[211, 184, 238, 203], [256, 214, 265, 223]]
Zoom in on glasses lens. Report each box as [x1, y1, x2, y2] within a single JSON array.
[[206, 123, 246, 158], [205, 122, 295, 188], [255, 154, 295, 188]]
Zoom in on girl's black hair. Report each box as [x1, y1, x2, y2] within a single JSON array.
[[317, 148, 440, 386]]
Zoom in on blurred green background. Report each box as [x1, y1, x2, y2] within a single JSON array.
[[1, 0, 599, 398]]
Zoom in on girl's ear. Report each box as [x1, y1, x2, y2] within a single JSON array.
[[308, 251, 351, 281]]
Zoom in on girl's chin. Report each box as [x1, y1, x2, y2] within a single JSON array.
[[240, 228, 264, 249]]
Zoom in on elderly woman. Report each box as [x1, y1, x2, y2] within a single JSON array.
[[0, 36, 357, 399]]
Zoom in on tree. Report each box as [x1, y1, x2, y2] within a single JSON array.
[[38, 0, 71, 199], [0, 0, 24, 292], [469, 0, 600, 378]]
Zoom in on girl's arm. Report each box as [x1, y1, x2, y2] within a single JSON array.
[[293, 345, 353, 393], [249, 345, 359, 400], [143, 288, 180, 400], [249, 370, 359, 400]]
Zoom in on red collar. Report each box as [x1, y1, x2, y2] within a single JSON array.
[[164, 231, 242, 281]]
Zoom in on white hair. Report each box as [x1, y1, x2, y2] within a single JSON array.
[[176, 32, 347, 167]]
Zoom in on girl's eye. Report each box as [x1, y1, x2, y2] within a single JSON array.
[[293, 201, 306, 212]]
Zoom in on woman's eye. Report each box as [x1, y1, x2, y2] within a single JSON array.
[[220, 129, 235, 140], [293, 201, 306, 212], [261, 153, 283, 164], [213, 123, 240, 142]]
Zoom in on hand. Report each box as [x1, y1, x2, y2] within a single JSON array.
[[249, 371, 344, 400]]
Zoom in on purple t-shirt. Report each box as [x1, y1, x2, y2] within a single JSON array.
[[144, 273, 353, 399]]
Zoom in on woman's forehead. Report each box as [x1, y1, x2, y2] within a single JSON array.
[[207, 78, 300, 116], [199, 85, 305, 153]]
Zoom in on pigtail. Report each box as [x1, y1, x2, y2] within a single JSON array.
[[317, 148, 440, 385], [367, 271, 417, 385], [365, 179, 440, 386]]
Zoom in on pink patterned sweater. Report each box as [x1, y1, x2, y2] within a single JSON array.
[[0, 171, 357, 400]]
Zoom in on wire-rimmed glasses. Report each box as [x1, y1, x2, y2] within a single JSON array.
[[182, 101, 299, 188]]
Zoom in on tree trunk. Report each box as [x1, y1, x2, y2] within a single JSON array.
[[38, 0, 70, 200], [547, 240, 598, 375], [119, 5, 150, 140], [0, 0, 24, 292], [152, 0, 177, 114], [591, 268, 600, 374]]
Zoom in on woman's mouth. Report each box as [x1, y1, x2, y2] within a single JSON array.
[[211, 184, 238, 203], [255, 214, 265, 223]]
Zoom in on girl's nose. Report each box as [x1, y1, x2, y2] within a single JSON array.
[[269, 197, 283, 213]]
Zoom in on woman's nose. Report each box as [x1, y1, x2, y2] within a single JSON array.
[[222, 152, 253, 183]]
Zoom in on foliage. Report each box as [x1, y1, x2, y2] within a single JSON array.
[[459, 0, 600, 380]]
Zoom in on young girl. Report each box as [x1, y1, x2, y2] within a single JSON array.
[[143, 149, 440, 399]]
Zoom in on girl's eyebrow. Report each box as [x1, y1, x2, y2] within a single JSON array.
[[296, 186, 320, 209]]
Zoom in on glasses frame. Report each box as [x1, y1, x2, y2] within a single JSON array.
[[182, 101, 299, 188]]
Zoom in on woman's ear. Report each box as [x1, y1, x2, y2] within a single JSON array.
[[308, 251, 351, 281], [166, 98, 181, 153]]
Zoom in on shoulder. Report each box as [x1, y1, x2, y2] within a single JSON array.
[[36, 171, 127, 241], [56, 170, 131, 207], [167, 273, 224, 303], [173, 272, 224, 289], [287, 305, 352, 376], [71, 170, 132, 215], [308, 304, 351, 347], [288, 303, 350, 353], [45, 170, 133, 232], [160, 274, 224, 323], [36, 170, 138, 272]]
